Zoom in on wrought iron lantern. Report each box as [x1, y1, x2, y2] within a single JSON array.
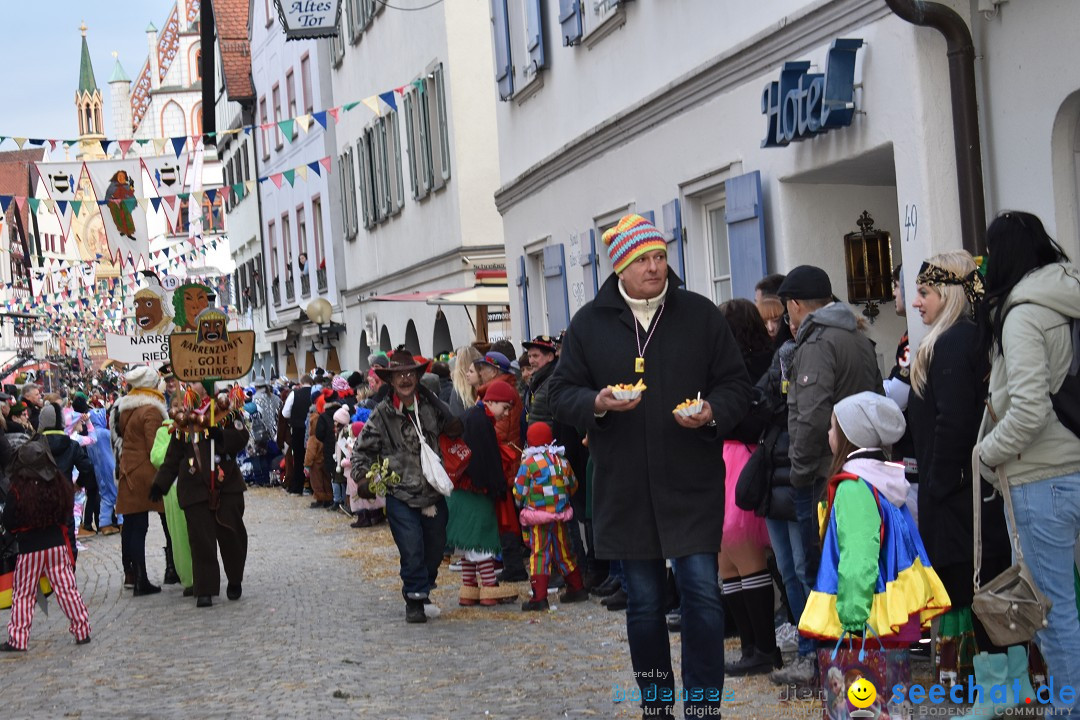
[[842, 211, 894, 323]]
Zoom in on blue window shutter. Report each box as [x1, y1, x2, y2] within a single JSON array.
[[543, 244, 570, 335], [662, 199, 686, 280], [640, 210, 655, 225], [517, 255, 531, 340], [525, 0, 545, 71], [724, 170, 768, 300], [558, 0, 582, 46], [491, 0, 514, 100], [577, 229, 598, 300]]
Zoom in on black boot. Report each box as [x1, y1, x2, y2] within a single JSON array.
[[133, 562, 161, 596], [722, 577, 755, 669], [405, 599, 427, 623], [162, 547, 180, 585]]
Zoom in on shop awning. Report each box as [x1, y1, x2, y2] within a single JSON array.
[[426, 286, 511, 306], [369, 288, 468, 302]]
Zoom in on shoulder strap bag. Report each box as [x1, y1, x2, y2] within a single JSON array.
[[970, 445, 1052, 647]]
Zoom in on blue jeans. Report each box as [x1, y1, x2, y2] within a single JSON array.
[[623, 554, 725, 717], [1010, 472, 1080, 717], [765, 516, 814, 657], [793, 480, 824, 592], [332, 482, 346, 505], [385, 495, 448, 599]]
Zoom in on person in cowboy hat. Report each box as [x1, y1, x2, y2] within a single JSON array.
[[350, 347, 462, 623], [521, 335, 559, 430]]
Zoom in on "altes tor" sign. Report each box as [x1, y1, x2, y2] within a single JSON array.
[[761, 38, 863, 148]]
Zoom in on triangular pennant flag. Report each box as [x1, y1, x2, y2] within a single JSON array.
[[245, 180, 255, 192], [171, 137, 187, 156], [57, 200, 68, 216], [232, 182, 244, 198], [99, 139, 111, 154], [13, 137, 28, 149], [278, 119, 295, 140], [48, 139, 59, 151], [379, 91, 398, 112], [296, 166, 308, 181], [328, 107, 341, 122], [319, 156, 332, 173], [0, 196, 10, 213], [296, 114, 312, 133], [283, 169, 296, 186], [71, 200, 82, 216], [270, 173, 284, 189], [136, 138, 151, 146], [137, 198, 150, 212], [412, 78, 425, 94], [243, 126, 253, 134], [118, 139, 134, 157], [149, 197, 161, 212], [43, 199, 56, 213], [205, 188, 217, 204], [307, 161, 321, 176], [312, 111, 328, 129], [27, 197, 40, 213], [361, 97, 381, 116], [123, 198, 137, 214], [395, 85, 409, 96], [153, 138, 169, 155], [28, 138, 44, 146]]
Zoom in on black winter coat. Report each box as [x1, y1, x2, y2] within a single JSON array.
[[44, 432, 96, 491], [908, 320, 1009, 587], [548, 270, 751, 559]]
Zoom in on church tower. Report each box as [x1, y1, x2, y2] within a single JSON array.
[[109, 53, 133, 141], [75, 23, 106, 158]]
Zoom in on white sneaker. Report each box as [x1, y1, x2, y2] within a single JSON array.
[[448, 561, 462, 572], [769, 654, 817, 686], [775, 622, 799, 653], [423, 602, 441, 618]]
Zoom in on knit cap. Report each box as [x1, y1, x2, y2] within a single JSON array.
[[602, 214, 668, 275], [38, 401, 62, 432], [526, 422, 553, 447], [333, 406, 351, 425], [331, 375, 350, 392], [833, 392, 906, 449], [483, 380, 517, 405]]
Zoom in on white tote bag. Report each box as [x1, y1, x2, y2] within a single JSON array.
[[408, 410, 454, 497]]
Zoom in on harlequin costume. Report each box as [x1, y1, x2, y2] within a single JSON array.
[[799, 451, 950, 643], [513, 423, 588, 610]]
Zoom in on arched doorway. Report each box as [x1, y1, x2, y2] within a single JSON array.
[[358, 330, 371, 371], [432, 309, 452, 357], [1051, 89, 1080, 259], [404, 320, 421, 355], [379, 325, 392, 352]]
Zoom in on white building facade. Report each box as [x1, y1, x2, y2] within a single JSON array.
[[489, 0, 1080, 365], [250, 0, 341, 378], [329, 0, 507, 368]]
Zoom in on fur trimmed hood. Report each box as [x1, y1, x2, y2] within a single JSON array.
[[111, 390, 168, 450]]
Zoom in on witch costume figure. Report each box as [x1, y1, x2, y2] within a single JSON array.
[[151, 383, 249, 608], [104, 170, 137, 240]]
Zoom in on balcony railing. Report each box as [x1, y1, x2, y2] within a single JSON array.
[[300, 272, 311, 298], [317, 267, 327, 293], [285, 278, 295, 302], [272, 278, 281, 306]]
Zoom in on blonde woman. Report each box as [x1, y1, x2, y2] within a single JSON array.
[[907, 251, 1013, 668], [448, 345, 481, 417]]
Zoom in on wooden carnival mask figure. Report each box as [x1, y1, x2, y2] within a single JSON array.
[[195, 307, 230, 345]]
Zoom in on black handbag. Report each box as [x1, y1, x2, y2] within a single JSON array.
[[735, 424, 781, 516]]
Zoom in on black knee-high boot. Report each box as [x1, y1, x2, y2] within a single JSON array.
[[160, 512, 180, 585]]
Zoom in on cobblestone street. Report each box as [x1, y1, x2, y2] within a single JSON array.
[[1, 488, 965, 719], [0, 487, 762, 719]]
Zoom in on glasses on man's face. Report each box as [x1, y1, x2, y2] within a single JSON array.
[[782, 312, 791, 327]]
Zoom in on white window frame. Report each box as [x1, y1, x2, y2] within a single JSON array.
[[581, 0, 627, 48], [702, 190, 733, 305]]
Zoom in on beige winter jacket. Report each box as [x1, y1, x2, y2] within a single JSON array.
[[977, 263, 1080, 486]]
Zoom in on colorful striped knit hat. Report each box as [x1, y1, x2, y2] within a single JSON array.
[[603, 214, 668, 274]]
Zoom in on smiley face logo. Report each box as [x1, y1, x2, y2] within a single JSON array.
[[847, 677, 877, 709]]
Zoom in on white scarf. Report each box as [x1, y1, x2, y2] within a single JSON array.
[[618, 279, 668, 329]]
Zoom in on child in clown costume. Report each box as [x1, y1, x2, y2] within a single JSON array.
[[799, 392, 951, 648]]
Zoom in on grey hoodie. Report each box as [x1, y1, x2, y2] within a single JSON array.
[[787, 302, 884, 488], [978, 263, 1080, 486]]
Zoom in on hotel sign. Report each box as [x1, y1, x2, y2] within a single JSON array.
[[761, 38, 863, 148]]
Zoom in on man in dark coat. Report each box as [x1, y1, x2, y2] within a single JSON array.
[[282, 375, 313, 495], [548, 214, 751, 719]]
